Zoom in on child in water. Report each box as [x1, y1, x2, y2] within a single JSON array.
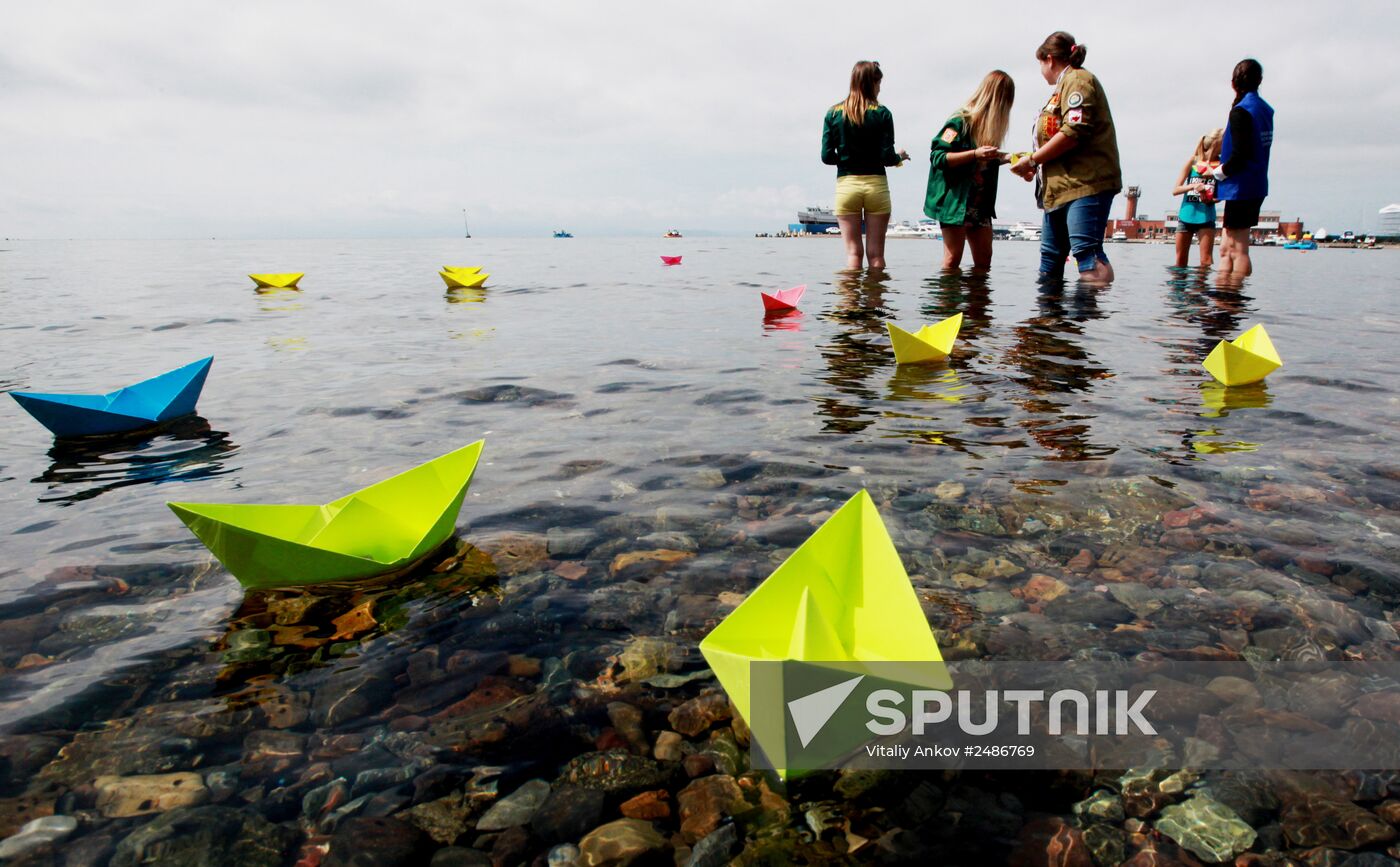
[[1171, 129, 1223, 267]]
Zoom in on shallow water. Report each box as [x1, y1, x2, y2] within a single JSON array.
[[1, 237, 1399, 862]]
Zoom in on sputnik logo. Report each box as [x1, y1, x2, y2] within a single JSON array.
[[786, 674, 866, 747]]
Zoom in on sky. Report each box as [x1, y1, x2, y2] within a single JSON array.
[[3, 1, 1398, 239]]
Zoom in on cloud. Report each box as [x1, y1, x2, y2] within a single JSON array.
[[1, 1, 1397, 237]]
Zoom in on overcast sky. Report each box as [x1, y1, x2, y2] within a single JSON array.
[[3, 2, 1398, 238]]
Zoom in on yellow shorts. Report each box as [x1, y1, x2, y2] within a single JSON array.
[[834, 175, 891, 216]]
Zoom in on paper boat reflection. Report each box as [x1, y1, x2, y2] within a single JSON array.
[[1199, 380, 1272, 418], [249, 273, 303, 289], [169, 441, 485, 589], [886, 313, 963, 364], [700, 490, 948, 775], [761, 285, 805, 312], [11, 357, 214, 438], [762, 310, 804, 332], [1202, 324, 1281, 386]]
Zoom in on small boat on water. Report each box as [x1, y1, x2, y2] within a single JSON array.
[[440, 269, 489, 288], [1203, 324, 1282, 386], [11, 357, 214, 438], [699, 489, 949, 777], [553, 230, 573, 238], [249, 273, 303, 289], [660, 255, 682, 266], [169, 441, 485, 589], [886, 313, 963, 365], [664, 230, 682, 238], [1283, 239, 1317, 250], [761, 284, 805, 312]]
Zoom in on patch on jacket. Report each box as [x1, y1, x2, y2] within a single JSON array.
[[941, 127, 958, 143]]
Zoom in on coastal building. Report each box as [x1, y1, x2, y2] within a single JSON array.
[[1105, 191, 1303, 243], [1381, 204, 1400, 238]]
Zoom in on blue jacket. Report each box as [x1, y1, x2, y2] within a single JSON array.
[[1219, 92, 1273, 200]]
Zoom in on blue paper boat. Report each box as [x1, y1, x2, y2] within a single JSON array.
[[10, 357, 214, 438]]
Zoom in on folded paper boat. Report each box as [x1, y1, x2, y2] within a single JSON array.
[[700, 489, 948, 774], [1202, 324, 1281, 386], [169, 440, 484, 589], [11, 357, 214, 438], [249, 273, 304, 289], [886, 313, 963, 364], [761, 285, 806, 312], [441, 270, 489, 289], [661, 256, 682, 265]]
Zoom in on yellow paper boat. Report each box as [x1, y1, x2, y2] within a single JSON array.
[[441, 270, 489, 289], [1202, 324, 1281, 386], [249, 273, 304, 289], [443, 266, 482, 275], [886, 313, 963, 364], [169, 441, 484, 589], [700, 490, 948, 774]]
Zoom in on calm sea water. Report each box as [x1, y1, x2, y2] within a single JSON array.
[[1, 237, 1398, 860]]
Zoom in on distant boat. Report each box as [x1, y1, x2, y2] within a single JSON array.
[[1283, 239, 1317, 250], [249, 273, 303, 289], [169, 441, 485, 589], [553, 230, 573, 238], [11, 357, 214, 438], [660, 255, 682, 266], [1007, 222, 1041, 242], [664, 229, 682, 238]]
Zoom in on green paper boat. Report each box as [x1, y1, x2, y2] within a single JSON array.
[[169, 441, 484, 589], [700, 490, 948, 774]]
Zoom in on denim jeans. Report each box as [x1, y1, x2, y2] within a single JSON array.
[[1039, 190, 1117, 279]]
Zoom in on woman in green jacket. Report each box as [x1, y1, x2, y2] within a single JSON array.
[[924, 70, 1015, 269], [822, 60, 910, 270]]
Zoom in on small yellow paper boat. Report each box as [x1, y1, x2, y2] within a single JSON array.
[[249, 273, 304, 289], [1202, 324, 1281, 386], [700, 490, 948, 775], [886, 313, 963, 364], [442, 266, 482, 275], [440, 269, 489, 289]]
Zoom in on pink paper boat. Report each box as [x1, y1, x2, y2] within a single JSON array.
[[661, 255, 683, 266], [761, 285, 806, 312]]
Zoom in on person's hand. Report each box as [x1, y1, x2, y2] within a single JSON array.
[[897, 148, 911, 163], [974, 145, 1001, 163], [1187, 182, 1206, 195], [1010, 157, 1036, 180]]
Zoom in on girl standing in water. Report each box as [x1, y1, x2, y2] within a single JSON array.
[[924, 70, 1015, 270], [1214, 59, 1274, 280], [1010, 32, 1122, 284], [822, 60, 910, 270], [1171, 129, 1223, 267]]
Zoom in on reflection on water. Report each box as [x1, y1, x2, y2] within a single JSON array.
[[266, 335, 307, 351], [814, 270, 894, 433], [445, 287, 488, 304], [1004, 286, 1115, 461], [761, 309, 803, 332], [1199, 380, 1272, 417], [32, 416, 239, 505], [253, 285, 304, 312]]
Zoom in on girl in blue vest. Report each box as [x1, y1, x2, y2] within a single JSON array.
[[1213, 59, 1274, 279]]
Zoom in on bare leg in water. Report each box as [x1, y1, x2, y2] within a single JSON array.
[[838, 214, 864, 269], [865, 212, 891, 270]]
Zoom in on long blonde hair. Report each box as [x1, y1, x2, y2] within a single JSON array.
[[1183, 128, 1224, 175], [958, 70, 1014, 148], [834, 60, 882, 126]]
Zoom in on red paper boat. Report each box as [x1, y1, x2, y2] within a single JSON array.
[[761, 285, 806, 312], [661, 255, 683, 266]]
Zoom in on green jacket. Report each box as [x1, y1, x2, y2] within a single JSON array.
[[923, 113, 998, 224], [1036, 67, 1122, 210], [822, 104, 901, 177]]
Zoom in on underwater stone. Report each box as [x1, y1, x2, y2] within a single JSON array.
[[1154, 794, 1257, 863], [476, 779, 551, 831], [109, 805, 298, 867], [578, 818, 667, 866]]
